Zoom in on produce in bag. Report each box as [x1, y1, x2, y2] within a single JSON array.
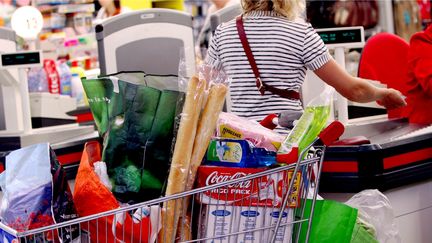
[[277, 86, 334, 163], [81, 72, 184, 203], [0, 143, 79, 242]]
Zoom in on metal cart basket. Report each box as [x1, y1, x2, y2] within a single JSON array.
[[0, 122, 343, 243]]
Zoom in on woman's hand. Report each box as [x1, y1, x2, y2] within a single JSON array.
[[376, 88, 407, 110]]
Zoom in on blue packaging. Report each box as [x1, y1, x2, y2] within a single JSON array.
[[204, 138, 276, 168]]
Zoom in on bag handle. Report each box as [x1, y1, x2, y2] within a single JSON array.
[[235, 15, 301, 100]]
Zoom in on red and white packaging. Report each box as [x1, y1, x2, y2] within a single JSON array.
[[196, 166, 301, 208], [43, 59, 60, 94], [198, 204, 237, 243]]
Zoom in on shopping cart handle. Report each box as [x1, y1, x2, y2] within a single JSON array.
[[318, 121, 345, 146], [260, 113, 278, 130]]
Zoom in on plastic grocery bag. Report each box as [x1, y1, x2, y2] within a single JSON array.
[[81, 72, 184, 203], [0, 143, 79, 242], [73, 141, 160, 243], [346, 189, 401, 243], [295, 199, 358, 243]]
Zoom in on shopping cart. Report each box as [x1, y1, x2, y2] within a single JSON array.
[[0, 121, 344, 243]]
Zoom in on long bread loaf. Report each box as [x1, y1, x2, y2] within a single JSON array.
[[159, 75, 205, 243], [187, 83, 228, 191]]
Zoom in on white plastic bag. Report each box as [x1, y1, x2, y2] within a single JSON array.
[[345, 189, 401, 243]]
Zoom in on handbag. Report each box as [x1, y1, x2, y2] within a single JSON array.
[[235, 15, 301, 100]]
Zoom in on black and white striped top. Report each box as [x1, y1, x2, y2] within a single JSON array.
[[206, 10, 330, 126]]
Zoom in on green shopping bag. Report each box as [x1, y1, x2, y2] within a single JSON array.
[[82, 72, 184, 203], [295, 199, 358, 243]]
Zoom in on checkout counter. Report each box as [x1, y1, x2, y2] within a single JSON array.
[[306, 25, 432, 243], [0, 27, 99, 177], [209, 6, 432, 242]]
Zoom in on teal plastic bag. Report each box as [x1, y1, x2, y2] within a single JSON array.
[[82, 72, 184, 203], [295, 199, 358, 243]]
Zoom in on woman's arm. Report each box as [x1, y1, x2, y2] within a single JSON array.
[[314, 58, 407, 110]]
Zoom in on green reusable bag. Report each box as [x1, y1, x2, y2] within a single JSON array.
[[295, 199, 358, 243], [82, 72, 184, 203]]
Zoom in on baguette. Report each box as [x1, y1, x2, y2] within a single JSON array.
[[159, 75, 205, 243], [187, 83, 228, 192]]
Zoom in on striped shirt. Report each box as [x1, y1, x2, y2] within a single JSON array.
[[206, 10, 330, 129]]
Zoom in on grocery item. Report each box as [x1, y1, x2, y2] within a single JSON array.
[[71, 73, 85, 106], [44, 59, 61, 94], [187, 83, 228, 191], [57, 61, 72, 96], [28, 67, 48, 92], [204, 138, 276, 168], [217, 112, 285, 152], [82, 72, 183, 203], [160, 75, 205, 243], [196, 166, 301, 207], [277, 87, 334, 163], [0, 143, 79, 242]]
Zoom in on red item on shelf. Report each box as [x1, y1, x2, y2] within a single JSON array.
[[43, 59, 61, 94]]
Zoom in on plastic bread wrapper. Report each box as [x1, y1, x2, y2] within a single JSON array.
[[160, 74, 206, 243], [216, 112, 285, 152], [186, 64, 229, 192]]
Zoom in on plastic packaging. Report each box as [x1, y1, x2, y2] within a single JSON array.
[[162, 63, 230, 243], [0, 143, 79, 242], [345, 189, 401, 243], [57, 61, 72, 96], [204, 138, 276, 167], [71, 73, 85, 107], [27, 67, 48, 92], [278, 86, 334, 161], [217, 112, 285, 152]]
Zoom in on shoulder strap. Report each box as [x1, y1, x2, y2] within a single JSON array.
[[235, 15, 301, 100], [236, 15, 265, 95]]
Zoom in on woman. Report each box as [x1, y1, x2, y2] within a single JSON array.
[[196, 0, 240, 60], [95, 0, 130, 24], [403, 24, 432, 124], [205, 0, 406, 129]]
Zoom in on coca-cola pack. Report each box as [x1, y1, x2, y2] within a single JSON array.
[[196, 166, 301, 208]]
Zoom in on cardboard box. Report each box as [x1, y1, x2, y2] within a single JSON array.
[[199, 204, 237, 243], [236, 206, 266, 243], [262, 209, 294, 243]]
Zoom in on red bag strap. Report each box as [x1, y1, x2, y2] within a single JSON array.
[[236, 15, 300, 100]]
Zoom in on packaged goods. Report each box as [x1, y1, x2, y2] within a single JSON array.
[[28, 67, 49, 92], [44, 59, 61, 94], [57, 61, 72, 96], [263, 209, 294, 243], [161, 75, 206, 243], [236, 206, 267, 243], [82, 72, 183, 203], [277, 87, 334, 163], [198, 205, 237, 243], [0, 143, 79, 242], [196, 166, 301, 207], [217, 112, 285, 152], [204, 138, 276, 168]]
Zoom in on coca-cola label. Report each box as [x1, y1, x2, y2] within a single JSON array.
[[43, 59, 60, 94], [196, 166, 301, 208]]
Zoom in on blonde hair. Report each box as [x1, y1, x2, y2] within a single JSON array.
[[241, 0, 305, 20]]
